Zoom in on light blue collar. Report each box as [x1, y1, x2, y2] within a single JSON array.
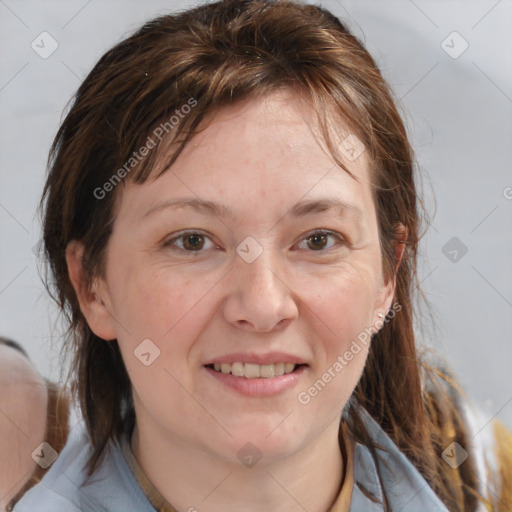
[[349, 407, 449, 511]]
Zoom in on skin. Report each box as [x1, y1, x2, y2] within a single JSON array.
[[67, 90, 403, 512], [0, 345, 47, 510]]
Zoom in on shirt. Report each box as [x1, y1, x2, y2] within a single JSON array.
[[13, 407, 449, 512]]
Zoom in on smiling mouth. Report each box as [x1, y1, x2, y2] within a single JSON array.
[[205, 362, 306, 379]]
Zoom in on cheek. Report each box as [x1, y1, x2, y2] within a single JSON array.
[[108, 257, 217, 339], [106, 258, 225, 401], [299, 262, 379, 342], [296, 273, 375, 408], [294, 263, 378, 404], [292, 286, 374, 436]]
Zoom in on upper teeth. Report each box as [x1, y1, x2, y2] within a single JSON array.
[[212, 362, 297, 379]]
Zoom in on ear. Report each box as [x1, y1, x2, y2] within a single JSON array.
[[373, 223, 408, 328], [65, 241, 117, 341], [393, 223, 408, 271]]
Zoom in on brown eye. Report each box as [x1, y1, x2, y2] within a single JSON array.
[[165, 231, 215, 253], [297, 230, 342, 251], [182, 234, 205, 251], [306, 233, 328, 250]]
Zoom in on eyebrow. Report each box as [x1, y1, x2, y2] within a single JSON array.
[[142, 197, 363, 221]]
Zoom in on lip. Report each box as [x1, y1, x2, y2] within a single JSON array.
[[204, 364, 308, 397], [204, 352, 308, 366]]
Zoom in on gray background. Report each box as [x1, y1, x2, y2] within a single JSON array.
[[1, 0, 511, 435]]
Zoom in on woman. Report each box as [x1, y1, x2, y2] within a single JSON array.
[[13, 0, 511, 510]]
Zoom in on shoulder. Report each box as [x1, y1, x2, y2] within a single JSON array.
[[13, 427, 154, 512], [12, 429, 91, 511], [12, 485, 83, 512]]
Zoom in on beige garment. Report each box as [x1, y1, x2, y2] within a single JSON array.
[[328, 421, 354, 512]]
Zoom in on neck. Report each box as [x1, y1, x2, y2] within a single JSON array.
[[131, 419, 344, 512]]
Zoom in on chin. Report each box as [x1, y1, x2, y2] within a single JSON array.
[[219, 419, 307, 464]]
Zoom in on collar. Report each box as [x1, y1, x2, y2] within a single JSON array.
[[347, 407, 449, 511]]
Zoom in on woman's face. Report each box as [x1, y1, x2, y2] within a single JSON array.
[[76, 90, 396, 464]]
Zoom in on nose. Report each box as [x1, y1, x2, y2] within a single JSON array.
[[222, 246, 299, 332]]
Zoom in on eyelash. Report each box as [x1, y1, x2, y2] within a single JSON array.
[[163, 229, 345, 254]]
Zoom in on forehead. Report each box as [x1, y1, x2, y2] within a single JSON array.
[[168, 90, 367, 176], [116, 90, 375, 224]]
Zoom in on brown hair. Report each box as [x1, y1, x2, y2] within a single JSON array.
[[40, 0, 509, 510]]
